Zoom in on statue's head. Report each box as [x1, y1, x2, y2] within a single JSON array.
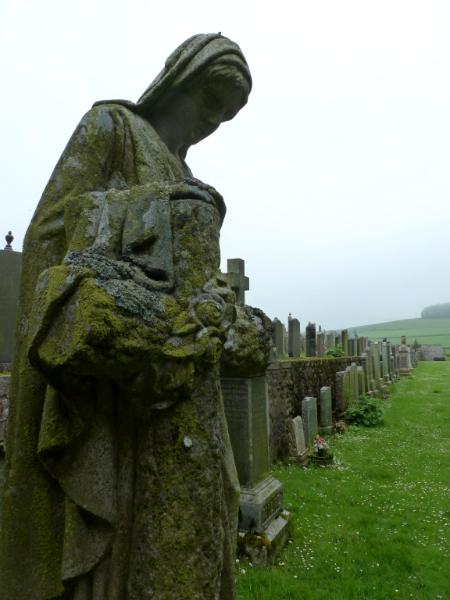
[[135, 34, 252, 154]]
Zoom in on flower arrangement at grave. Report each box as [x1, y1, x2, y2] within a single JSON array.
[[311, 434, 334, 465]]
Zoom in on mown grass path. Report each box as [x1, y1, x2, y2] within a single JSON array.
[[237, 362, 450, 600]]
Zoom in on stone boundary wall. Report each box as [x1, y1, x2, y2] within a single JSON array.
[[266, 357, 362, 462]]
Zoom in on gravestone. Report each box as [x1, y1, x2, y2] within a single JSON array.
[[348, 338, 356, 356], [288, 314, 301, 357], [301, 396, 318, 445], [398, 336, 412, 375], [341, 329, 349, 355], [273, 318, 285, 358], [319, 386, 333, 435], [381, 342, 391, 383], [316, 331, 325, 356], [226, 258, 249, 306], [0, 233, 22, 365], [357, 337, 365, 355], [287, 416, 309, 465], [0, 374, 9, 490], [350, 362, 359, 404], [371, 343, 382, 387], [325, 331, 335, 351], [305, 322, 316, 357], [357, 366, 366, 396], [222, 376, 290, 561]]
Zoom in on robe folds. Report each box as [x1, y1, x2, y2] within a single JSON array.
[[0, 103, 240, 600]]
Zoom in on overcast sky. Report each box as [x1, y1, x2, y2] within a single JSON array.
[[1, 0, 449, 329]]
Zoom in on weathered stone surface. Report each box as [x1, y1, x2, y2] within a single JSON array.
[[0, 33, 256, 600]]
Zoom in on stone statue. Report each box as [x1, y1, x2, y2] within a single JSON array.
[[0, 34, 271, 599]]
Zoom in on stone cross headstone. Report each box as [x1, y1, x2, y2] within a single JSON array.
[[305, 322, 316, 357], [319, 386, 333, 435], [287, 416, 309, 465], [301, 396, 318, 445], [226, 258, 249, 306], [288, 315, 301, 357]]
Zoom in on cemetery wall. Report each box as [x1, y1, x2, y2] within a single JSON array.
[[267, 357, 362, 462]]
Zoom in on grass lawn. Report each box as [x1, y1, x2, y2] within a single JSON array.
[[346, 317, 450, 349], [236, 361, 450, 600]]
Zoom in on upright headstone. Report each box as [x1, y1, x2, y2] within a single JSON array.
[[226, 258, 249, 306], [348, 338, 356, 356], [357, 366, 366, 396], [319, 386, 333, 435], [301, 396, 318, 445], [288, 315, 301, 357], [316, 331, 325, 356], [305, 322, 316, 357], [381, 342, 391, 383], [350, 362, 359, 404], [325, 331, 335, 351], [222, 376, 290, 559], [341, 329, 349, 355], [287, 416, 309, 465], [0, 232, 22, 365], [273, 318, 285, 358], [398, 336, 412, 375]]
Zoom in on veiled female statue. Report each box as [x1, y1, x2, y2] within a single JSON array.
[[0, 34, 271, 599]]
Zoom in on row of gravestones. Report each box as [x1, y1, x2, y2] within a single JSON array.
[[0, 249, 417, 566], [273, 316, 370, 359]]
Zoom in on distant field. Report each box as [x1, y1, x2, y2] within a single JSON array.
[[346, 317, 450, 348]]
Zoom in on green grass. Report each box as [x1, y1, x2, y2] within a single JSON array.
[[346, 317, 450, 348], [236, 362, 450, 600]]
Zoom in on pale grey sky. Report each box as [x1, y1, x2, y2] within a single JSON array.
[[1, 0, 449, 329]]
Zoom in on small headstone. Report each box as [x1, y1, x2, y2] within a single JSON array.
[[301, 396, 318, 445], [348, 338, 356, 356], [398, 336, 412, 375], [287, 416, 309, 465], [319, 386, 333, 434], [357, 366, 366, 396]]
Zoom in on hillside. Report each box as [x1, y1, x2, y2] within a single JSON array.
[[346, 317, 450, 348]]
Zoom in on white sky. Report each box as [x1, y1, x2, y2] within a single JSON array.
[[1, 0, 449, 329]]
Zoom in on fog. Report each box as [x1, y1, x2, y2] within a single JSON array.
[[1, 0, 449, 329]]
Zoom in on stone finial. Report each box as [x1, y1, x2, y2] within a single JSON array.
[[4, 231, 13, 251]]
